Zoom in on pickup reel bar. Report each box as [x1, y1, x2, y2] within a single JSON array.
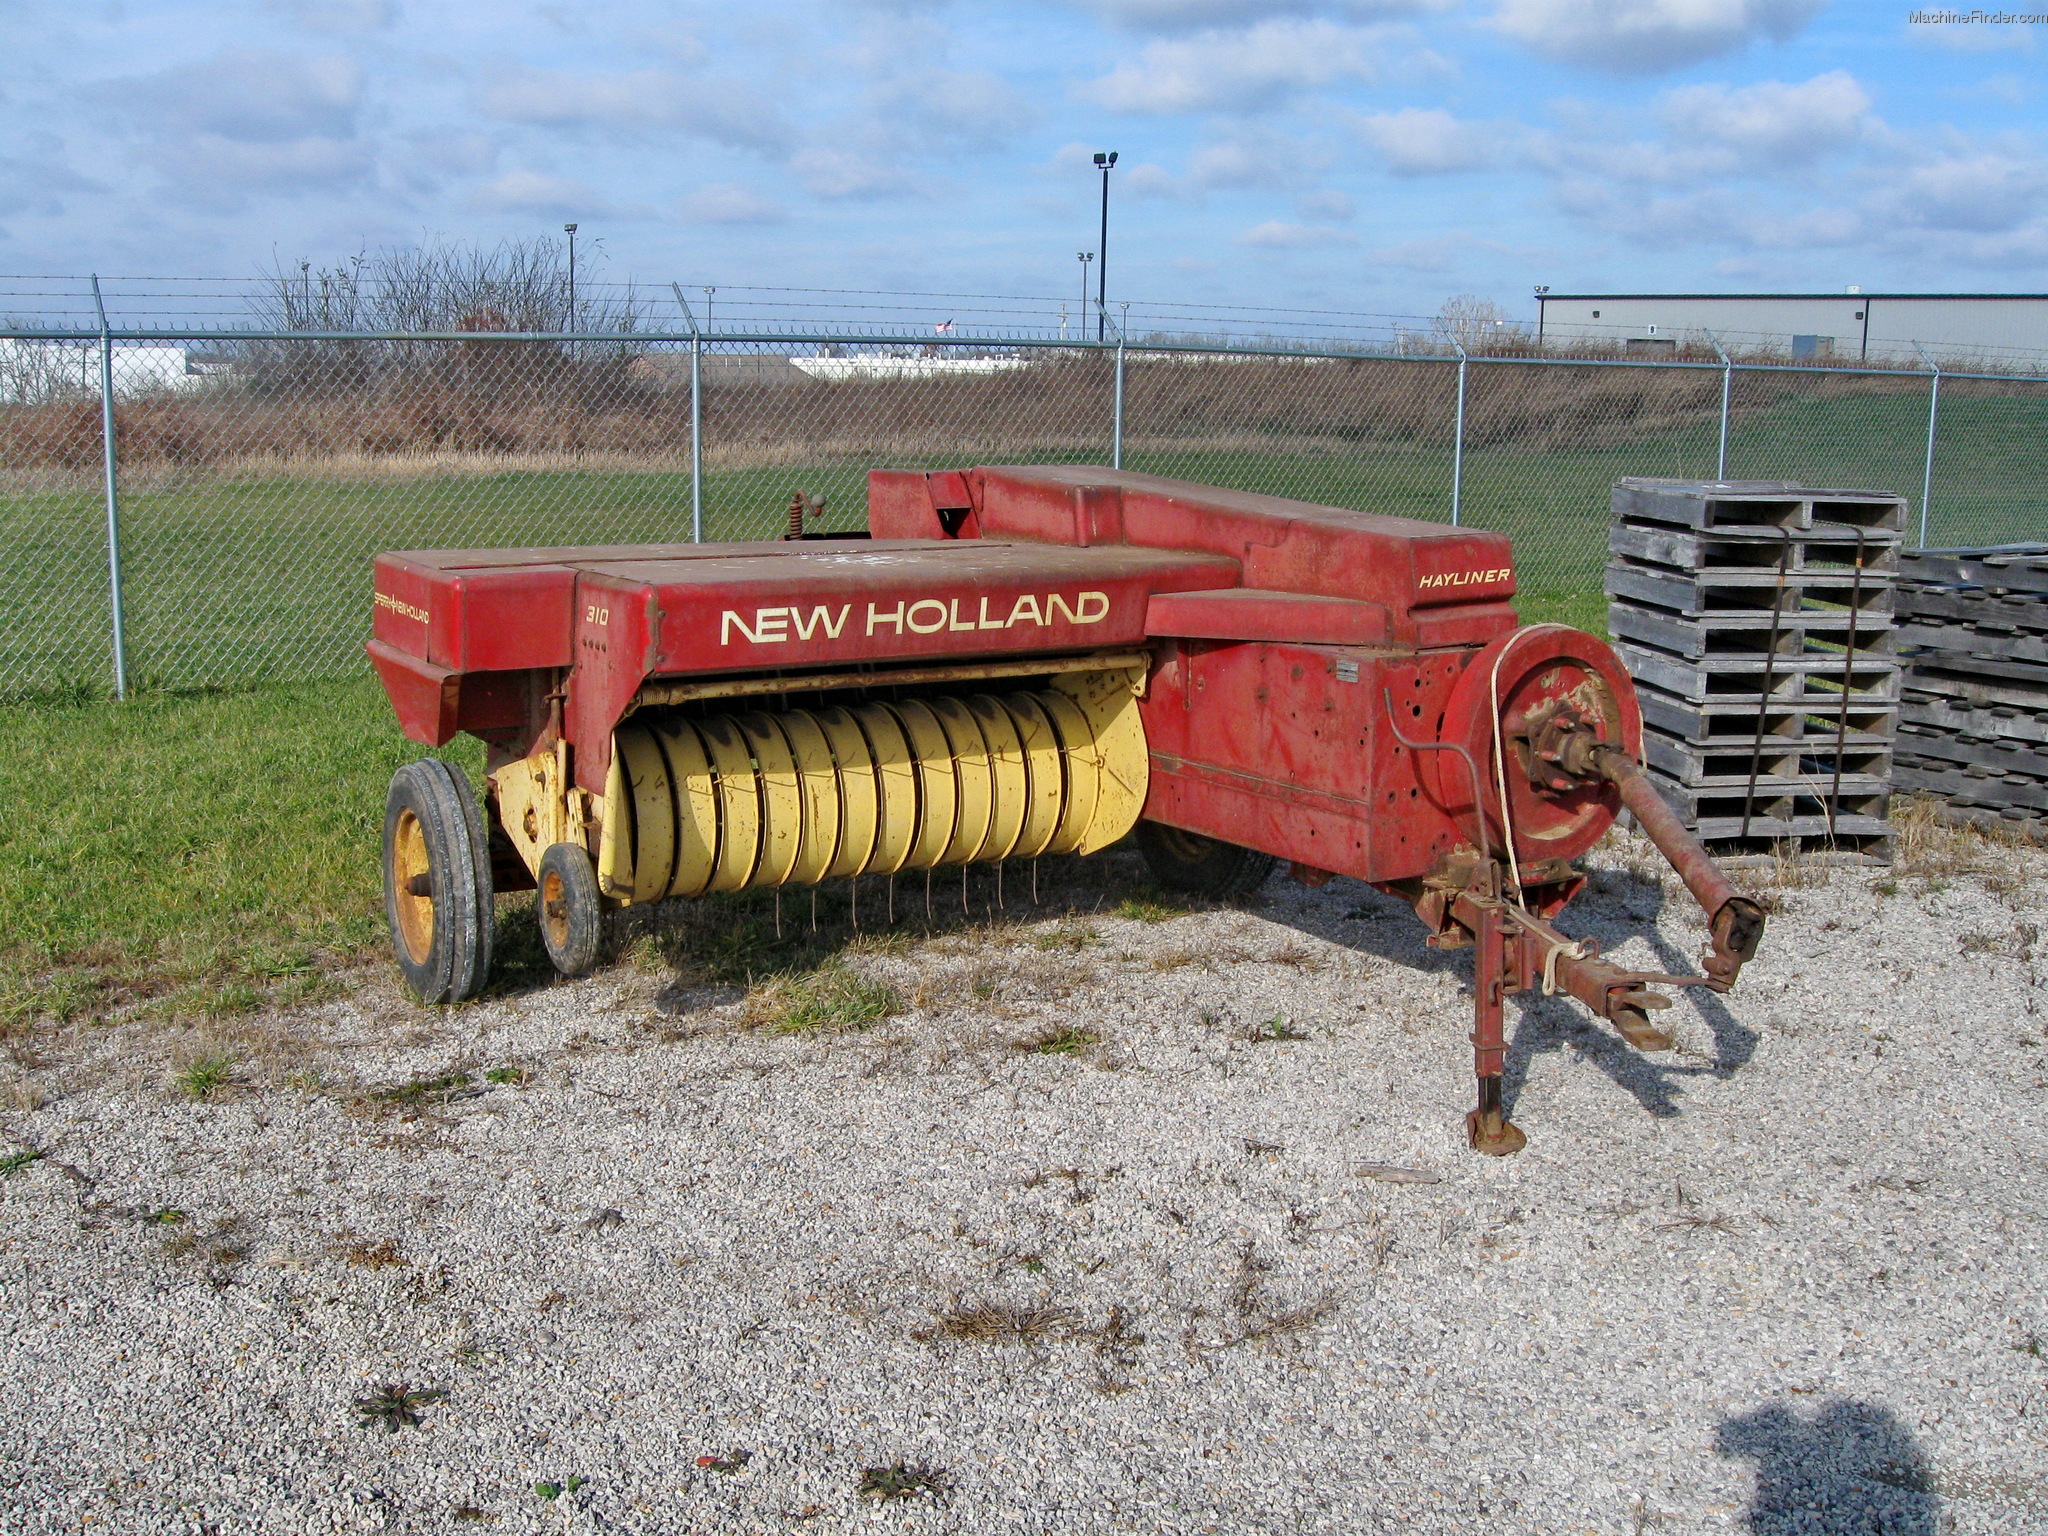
[[368, 466, 1764, 1153]]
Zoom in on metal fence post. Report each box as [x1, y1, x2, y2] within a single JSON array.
[[1449, 335, 1468, 526], [90, 275, 129, 699], [1112, 308, 1127, 471], [1707, 332, 1732, 480], [1914, 341, 1941, 547], [672, 283, 703, 543]]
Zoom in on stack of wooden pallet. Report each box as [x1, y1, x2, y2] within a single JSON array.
[[1894, 544, 2048, 837], [1605, 477, 1906, 865]]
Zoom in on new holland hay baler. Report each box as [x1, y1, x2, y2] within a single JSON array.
[[368, 466, 1763, 1154]]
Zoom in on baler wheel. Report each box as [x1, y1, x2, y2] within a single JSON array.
[[537, 843, 604, 979], [382, 760, 495, 1004], [1135, 821, 1277, 901]]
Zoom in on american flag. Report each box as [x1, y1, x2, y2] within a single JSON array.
[[934, 319, 954, 334]]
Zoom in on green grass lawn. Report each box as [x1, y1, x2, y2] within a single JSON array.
[[0, 676, 480, 1024]]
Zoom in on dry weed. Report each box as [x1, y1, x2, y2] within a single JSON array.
[[933, 1297, 1083, 1343]]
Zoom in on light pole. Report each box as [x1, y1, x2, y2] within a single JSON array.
[[563, 223, 578, 331], [1076, 252, 1093, 342], [1092, 152, 1116, 341]]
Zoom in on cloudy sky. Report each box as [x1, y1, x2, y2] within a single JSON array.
[[2, 0, 2043, 323]]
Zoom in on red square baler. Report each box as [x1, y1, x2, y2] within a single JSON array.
[[369, 466, 1762, 1153]]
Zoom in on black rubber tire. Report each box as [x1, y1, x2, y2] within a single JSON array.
[[1135, 820, 1278, 900], [383, 759, 495, 1004], [536, 842, 605, 979]]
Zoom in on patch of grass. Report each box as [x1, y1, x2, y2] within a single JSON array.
[[354, 1383, 446, 1432], [745, 966, 899, 1034], [1112, 893, 1189, 923], [1029, 920, 1099, 951], [1023, 1024, 1100, 1055], [1247, 1013, 1308, 1042], [533, 1476, 588, 1501], [0, 676, 478, 1029], [370, 1071, 479, 1104], [0, 1148, 43, 1178], [170, 1053, 238, 1100], [483, 1066, 525, 1085], [857, 1463, 947, 1503]]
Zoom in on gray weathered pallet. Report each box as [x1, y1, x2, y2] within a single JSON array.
[[1613, 477, 1908, 536], [1617, 641, 1900, 706], [1641, 732, 1889, 791], [1902, 652, 2048, 692], [1897, 619, 2048, 668], [1895, 758, 2048, 814], [1895, 725, 2048, 776], [1606, 560, 1896, 620], [1637, 684, 1895, 746], [1611, 606, 1895, 664], [1610, 522, 1902, 577], [1646, 770, 1888, 826], [1900, 695, 2048, 745], [1895, 585, 2048, 634], [1896, 544, 2048, 597]]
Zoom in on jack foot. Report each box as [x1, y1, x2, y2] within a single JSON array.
[[1466, 1108, 1527, 1157]]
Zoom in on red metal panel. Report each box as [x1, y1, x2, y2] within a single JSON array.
[[367, 639, 459, 747], [1146, 589, 1394, 647], [619, 543, 1238, 676]]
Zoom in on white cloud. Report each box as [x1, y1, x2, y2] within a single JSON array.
[[1296, 187, 1356, 220], [1661, 71, 1871, 164], [790, 147, 915, 199], [465, 169, 621, 217], [1081, 19, 1388, 113], [871, 69, 1036, 145], [1906, 16, 2040, 51], [471, 65, 790, 153], [1876, 147, 2048, 235], [121, 49, 364, 144], [1239, 219, 1358, 246], [679, 182, 787, 224], [1358, 108, 1495, 174], [1071, 0, 1441, 29], [1113, 130, 1321, 199], [1493, 0, 1826, 74]]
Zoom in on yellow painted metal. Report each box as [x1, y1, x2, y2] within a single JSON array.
[[927, 696, 992, 864], [852, 704, 918, 875], [601, 671, 1151, 903], [738, 713, 802, 888], [629, 649, 1151, 714], [779, 710, 840, 886], [814, 706, 878, 878], [610, 728, 673, 902], [1047, 665, 1147, 856], [1034, 689, 1100, 856], [887, 699, 957, 871], [697, 714, 762, 892], [1005, 692, 1065, 860], [654, 718, 720, 897], [967, 695, 1027, 862]]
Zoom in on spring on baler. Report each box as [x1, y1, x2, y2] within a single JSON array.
[[596, 676, 1145, 905]]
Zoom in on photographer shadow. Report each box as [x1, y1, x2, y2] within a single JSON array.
[[1717, 1398, 1939, 1535]]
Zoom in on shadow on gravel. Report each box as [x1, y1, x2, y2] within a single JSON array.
[[1280, 874, 1760, 1124], [1717, 1397, 1938, 1534]]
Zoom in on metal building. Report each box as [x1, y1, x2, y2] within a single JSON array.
[[1532, 291, 2048, 368]]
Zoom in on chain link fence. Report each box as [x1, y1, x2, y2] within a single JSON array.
[[2, 324, 2043, 699]]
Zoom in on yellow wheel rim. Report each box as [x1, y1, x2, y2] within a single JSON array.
[[779, 709, 840, 886], [967, 695, 1027, 862], [652, 718, 719, 898], [392, 807, 434, 964], [815, 706, 878, 879], [738, 713, 803, 889], [1004, 693, 1066, 860], [1034, 689, 1100, 856]]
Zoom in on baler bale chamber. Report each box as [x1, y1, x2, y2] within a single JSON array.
[[368, 466, 1764, 1154]]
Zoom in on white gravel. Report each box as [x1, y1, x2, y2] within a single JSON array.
[[3, 835, 2045, 1535]]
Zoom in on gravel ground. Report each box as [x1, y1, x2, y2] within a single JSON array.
[[3, 831, 2045, 1535]]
